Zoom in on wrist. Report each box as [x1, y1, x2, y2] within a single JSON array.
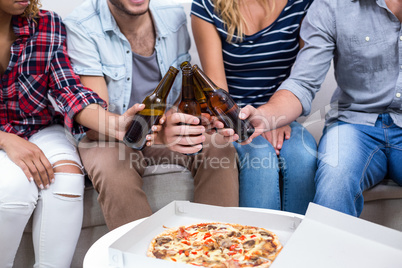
[[0, 131, 11, 149]]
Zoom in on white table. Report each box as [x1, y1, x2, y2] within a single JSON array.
[[83, 208, 302, 268]]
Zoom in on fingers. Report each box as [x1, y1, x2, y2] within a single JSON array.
[[276, 126, 291, 151], [122, 104, 145, 127], [145, 125, 163, 146], [239, 105, 254, 120], [169, 113, 201, 126], [22, 156, 54, 189], [165, 131, 206, 147], [126, 103, 145, 116]]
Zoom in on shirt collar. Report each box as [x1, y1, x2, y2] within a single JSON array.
[[149, 1, 167, 39], [98, 0, 165, 39], [11, 15, 32, 37], [98, 0, 118, 32]]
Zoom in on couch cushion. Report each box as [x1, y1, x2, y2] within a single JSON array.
[[142, 165, 194, 212], [363, 179, 402, 202]]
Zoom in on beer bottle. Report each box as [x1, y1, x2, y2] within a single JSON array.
[[178, 62, 202, 155], [194, 82, 213, 115], [192, 64, 255, 143], [123, 66, 179, 150]]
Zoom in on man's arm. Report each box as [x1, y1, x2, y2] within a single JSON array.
[[240, 89, 303, 145]]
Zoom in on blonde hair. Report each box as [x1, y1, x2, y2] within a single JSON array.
[[213, 0, 273, 43], [22, 0, 41, 19]]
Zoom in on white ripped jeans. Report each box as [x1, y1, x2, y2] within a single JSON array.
[[0, 125, 84, 268]]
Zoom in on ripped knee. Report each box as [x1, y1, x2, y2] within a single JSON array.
[[53, 160, 84, 198], [53, 160, 84, 174]]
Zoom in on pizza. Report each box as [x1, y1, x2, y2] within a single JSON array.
[[147, 222, 282, 267]]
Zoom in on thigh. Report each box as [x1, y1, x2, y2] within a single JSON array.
[[317, 122, 387, 191], [233, 135, 276, 158], [387, 123, 402, 185], [0, 149, 38, 202], [142, 144, 189, 168], [29, 125, 82, 165], [280, 121, 317, 163]]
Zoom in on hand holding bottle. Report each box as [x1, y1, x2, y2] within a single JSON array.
[[237, 104, 271, 144], [157, 108, 206, 154], [123, 66, 179, 150]]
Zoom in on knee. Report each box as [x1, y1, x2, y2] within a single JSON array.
[[52, 160, 85, 198]]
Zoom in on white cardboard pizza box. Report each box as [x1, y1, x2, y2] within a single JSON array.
[[108, 200, 303, 267], [271, 203, 402, 268], [108, 201, 402, 267]]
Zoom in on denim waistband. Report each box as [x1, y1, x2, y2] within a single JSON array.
[[376, 113, 394, 128]]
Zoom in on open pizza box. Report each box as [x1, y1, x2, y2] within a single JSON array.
[[108, 201, 402, 267]]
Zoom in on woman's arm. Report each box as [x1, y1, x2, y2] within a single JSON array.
[[191, 15, 229, 91]]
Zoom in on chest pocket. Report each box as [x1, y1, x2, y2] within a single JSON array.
[[348, 31, 393, 73], [18, 73, 49, 114], [102, 65, 126, 104]]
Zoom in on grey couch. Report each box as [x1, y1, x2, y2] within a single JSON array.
[[14, 0, 402, 267]]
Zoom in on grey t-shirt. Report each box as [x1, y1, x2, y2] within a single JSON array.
[[129, 51, 162, 107]]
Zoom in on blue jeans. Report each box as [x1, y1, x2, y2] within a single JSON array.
[[234, 121, 317, 215], [314, 114, 402, 216]]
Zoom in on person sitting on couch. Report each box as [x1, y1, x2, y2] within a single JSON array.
[[64, 0, 240, 231], [240, 0, 402, 217], [0, 0, 144, 267], [191, 0, 317, 215]]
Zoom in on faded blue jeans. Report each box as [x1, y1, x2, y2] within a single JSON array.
[[234, 121, 317, 215], [314, 114, 402, 216]]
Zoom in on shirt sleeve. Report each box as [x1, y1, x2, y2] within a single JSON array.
[[191, 0, 215, 24], [63, 18, 104, 76], [277, 0, 336, 116], [47, 22, 106, 135]]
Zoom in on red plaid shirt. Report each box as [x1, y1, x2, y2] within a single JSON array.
[[0, 10, 106, 139]]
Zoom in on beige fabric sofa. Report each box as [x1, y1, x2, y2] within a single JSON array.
[[13, 1, 402, 267]]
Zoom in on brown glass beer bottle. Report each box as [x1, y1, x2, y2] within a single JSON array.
[[194, 82, 213, 116], [123, 66, 179, 150], [192, 64, 255, 143], [178, 62, 202, 155]]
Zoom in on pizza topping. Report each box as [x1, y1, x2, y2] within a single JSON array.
[[155, 236, 172, 245], [243, 240, 255, 248], [148, 222, 282, 267], [152, 249, 166, 259]]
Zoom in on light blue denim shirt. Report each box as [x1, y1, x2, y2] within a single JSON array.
[[64, 0, 191, 115], [279, 0, 402, 128]]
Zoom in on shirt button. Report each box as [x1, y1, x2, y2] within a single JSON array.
[[126, 50, 130, 54], [396, 93, 401, 98], [400, 36, 402, 41], [127, 77, 130, 81], [365, 36, 370, 41]]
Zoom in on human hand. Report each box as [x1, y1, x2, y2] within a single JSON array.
[[237, 105, 269, 144], [2, 133, 53, 189], [116, 103, 145, 140], [262, 125, 291, 155], [157, 111, 205, 154]]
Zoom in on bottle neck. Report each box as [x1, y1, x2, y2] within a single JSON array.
[[152, 67, 179, 100], [181, 67, 195, 100], [192, 65, 219, 93]]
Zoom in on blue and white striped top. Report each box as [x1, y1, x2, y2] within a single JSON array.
[[191, 0, 313, 107]]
